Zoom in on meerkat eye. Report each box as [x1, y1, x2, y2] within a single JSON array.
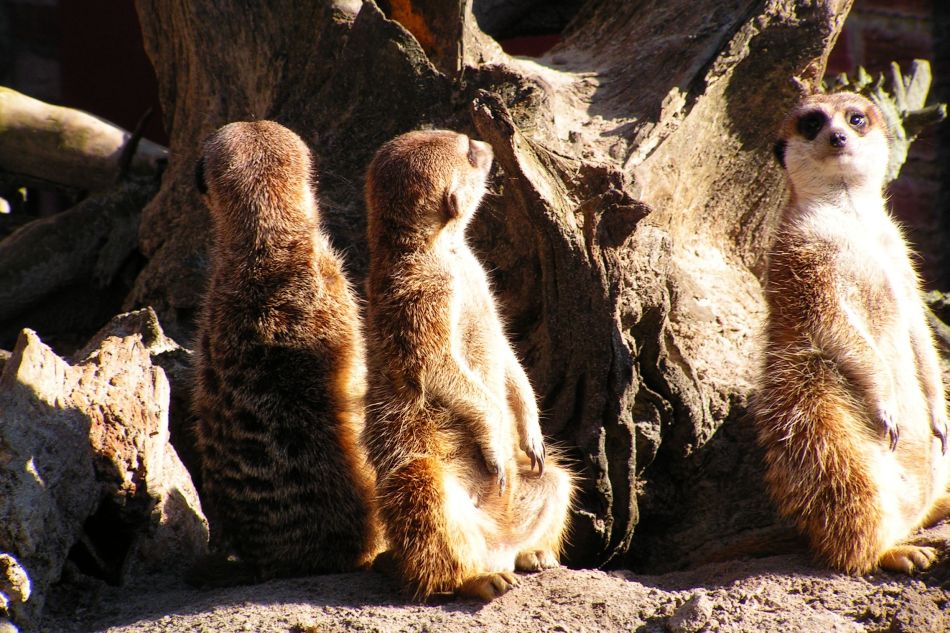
[[848, 112, 866, 129], [797, 111, 827, 141]]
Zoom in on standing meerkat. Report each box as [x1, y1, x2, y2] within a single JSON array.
[[192, 120, 381, 579], [363, 129, 575, 601], [755, 92, 950, 574]]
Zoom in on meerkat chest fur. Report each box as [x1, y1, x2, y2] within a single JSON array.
[[772, 92, 924, 349], [436, 234, 505, 387], [789, 191, 915, 330]]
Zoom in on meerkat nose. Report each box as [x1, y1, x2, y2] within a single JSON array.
[[830, 132, 847, 148]]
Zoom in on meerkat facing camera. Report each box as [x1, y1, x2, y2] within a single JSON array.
[[192, 120, 381, 579], [363, 129, 575, 601], [755, 92, 950, 574]]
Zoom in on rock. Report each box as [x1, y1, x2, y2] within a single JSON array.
[[0, 313, 207, 627], [667, 592, 713, 633], [887, 592, 949, 633], [0, 555, 29, 625], [77, 308, 200, 487], [0, 330, 99, 627]]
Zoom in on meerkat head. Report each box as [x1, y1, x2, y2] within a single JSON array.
[[774, 92, 890, 200], [196, 120, 318, 242], [365, 129, 493, 249]]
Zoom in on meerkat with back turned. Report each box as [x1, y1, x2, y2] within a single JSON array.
[[192, 120, 380, 579], [755, 92, 950, 574], [363, 129, 575, 601]]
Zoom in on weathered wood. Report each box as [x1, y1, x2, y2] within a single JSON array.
[[0, 88, 167, 191], [0, 178, 157, 351]]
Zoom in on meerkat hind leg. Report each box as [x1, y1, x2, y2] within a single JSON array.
[[510, 459, 573, 573], [515, 549, 560, 572], [921, 492, 950, 527], [879, 545, 939, 574], [458, 571, 519, 601]]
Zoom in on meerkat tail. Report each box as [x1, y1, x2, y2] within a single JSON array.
[[376, 457, 487, 600], [756, 356, 884, 574]]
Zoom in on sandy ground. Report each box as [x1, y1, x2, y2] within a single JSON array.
[[38, 531, 950, 633]]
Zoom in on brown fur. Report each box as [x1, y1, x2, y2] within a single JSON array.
[[363, 129, 574, 601], [192, 120, 381, 580], [755, 92, 950, 574]]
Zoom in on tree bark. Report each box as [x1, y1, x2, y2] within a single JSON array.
[[132, 0, 854, 569]]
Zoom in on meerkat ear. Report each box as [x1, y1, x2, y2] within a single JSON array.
[[773, 140, 787, 168], [195, 157, 208, 195], [443, 177, 463, 220], [444, 190, 462, 219]]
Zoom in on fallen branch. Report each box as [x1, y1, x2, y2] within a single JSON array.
[[0, 87, 168, 191]]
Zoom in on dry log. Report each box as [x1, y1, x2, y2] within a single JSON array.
[[0, 178, 157, 351], [0, 87, 167, 191]]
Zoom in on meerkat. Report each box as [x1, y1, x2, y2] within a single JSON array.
[[363, 129, 575, 601], [754, 91, 950, 575], [191, 120, 381, 580]]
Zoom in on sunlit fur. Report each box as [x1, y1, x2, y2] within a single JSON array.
[[755, 92, 950, 574], [363, 129, 575, 601], [192, 121, 382, 579]]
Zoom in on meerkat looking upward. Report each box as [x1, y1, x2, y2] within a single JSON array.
[[192, 120, 380, 580], [755, 92, 950, 575], [363, 129, 575, 601]]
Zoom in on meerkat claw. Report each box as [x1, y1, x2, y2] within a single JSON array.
[[521, 428, 546, 475], [934, 421, 948, 454], [480, 447, 507, 493], [878, 406, 899, 451], [526, 448, 544, 475], [930, 406, 948, 454]]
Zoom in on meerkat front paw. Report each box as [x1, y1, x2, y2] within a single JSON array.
[[875, 401, 900, 451], [930, 404, 948, 454], [515, 550, 559, 572], [479, 430, 513, 493], [458, 571, 519, 601]]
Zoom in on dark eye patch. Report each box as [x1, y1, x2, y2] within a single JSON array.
[[773, 140, 787, 168], [796, 110, 827, 141]]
